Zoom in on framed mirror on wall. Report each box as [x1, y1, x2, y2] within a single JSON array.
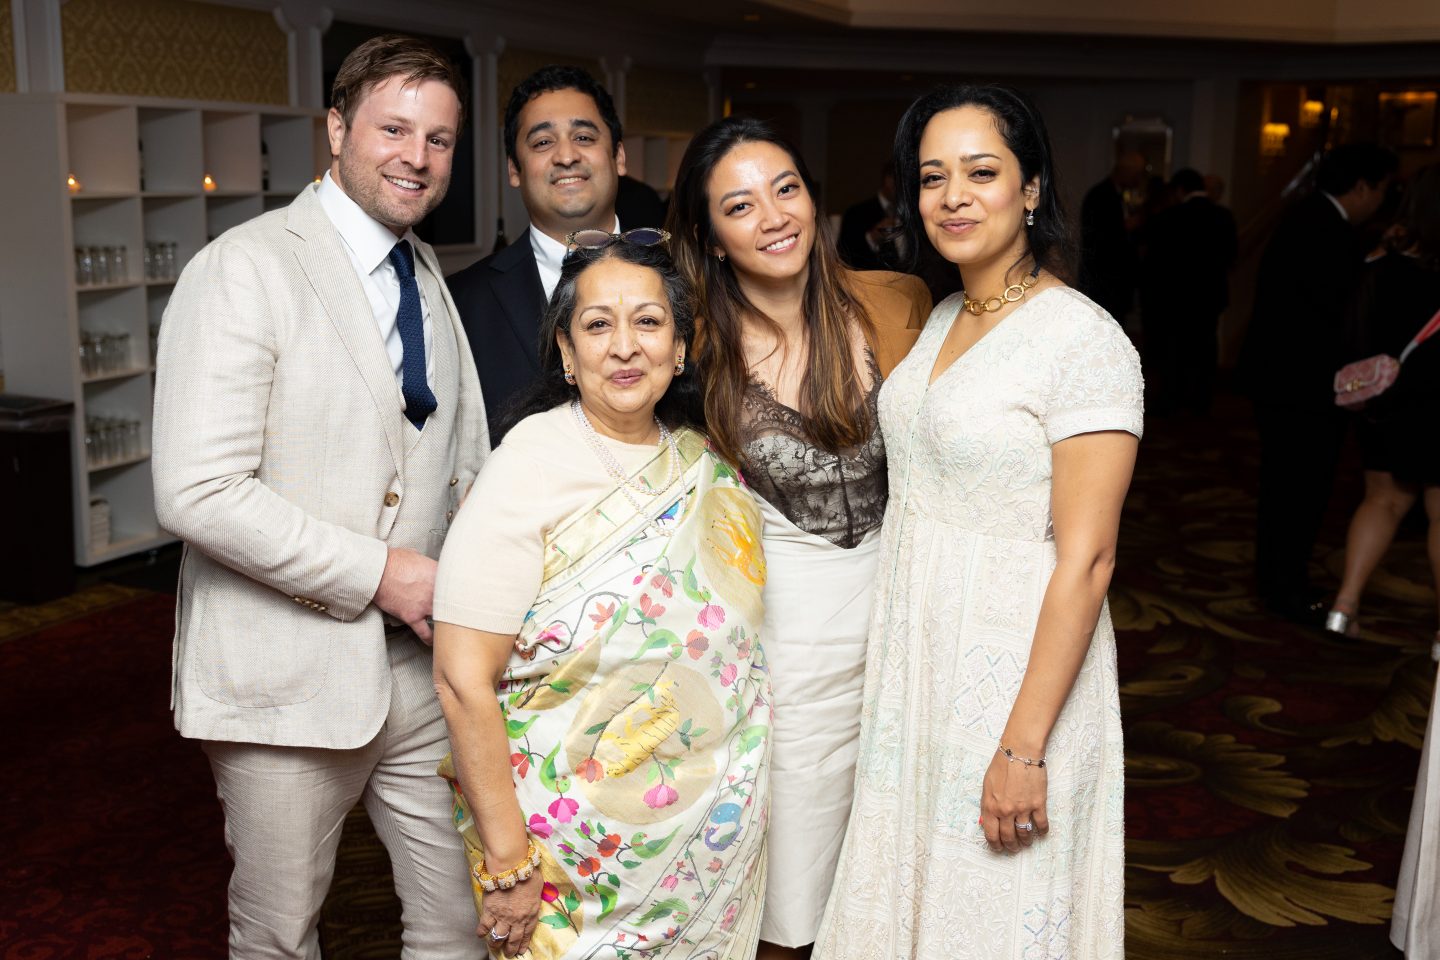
[[1113, 115, 1173, 215]]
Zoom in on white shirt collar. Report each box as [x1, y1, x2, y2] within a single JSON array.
[[1321, 190, 1351, 223], [317, 171, 418, 273], [529, 216, 622, 300]]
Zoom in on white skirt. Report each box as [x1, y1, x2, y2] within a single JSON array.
[[756, 496, 880, 947], [1392, 654, 1440, 958]]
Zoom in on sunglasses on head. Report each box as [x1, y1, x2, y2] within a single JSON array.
[[564, 227, 670, 253]]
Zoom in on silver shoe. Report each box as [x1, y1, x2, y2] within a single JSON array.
[[1324, 609, 1354, 636]]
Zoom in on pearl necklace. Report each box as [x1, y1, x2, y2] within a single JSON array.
[[570, 400, 683, 536]]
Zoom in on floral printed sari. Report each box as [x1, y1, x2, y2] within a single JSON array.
[[440, 427, 771, 960]]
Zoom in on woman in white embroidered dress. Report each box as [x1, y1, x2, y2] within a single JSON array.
[[815, 84, 1143, 960]]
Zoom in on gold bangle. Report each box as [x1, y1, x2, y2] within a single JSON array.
[[472, 839, 542, 892], [998, 742, 1046, 769]]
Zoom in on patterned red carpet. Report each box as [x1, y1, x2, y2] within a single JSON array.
[[0, 398, 1432, 959]]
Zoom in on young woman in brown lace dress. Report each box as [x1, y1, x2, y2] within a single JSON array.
[[668, 117, 931, 960]]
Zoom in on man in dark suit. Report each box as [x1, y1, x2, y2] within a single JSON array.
[[838, 162, 898, 271], [447, 66, 625, 437], [1140, 167, 1237, 416], [1079, 151, 1147, 321], [1242, 143, 1397, 623]]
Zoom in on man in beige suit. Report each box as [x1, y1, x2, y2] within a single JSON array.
[[152, 36, 487, 959]]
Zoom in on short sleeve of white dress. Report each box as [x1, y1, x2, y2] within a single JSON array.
[[433, 439, 548, 636], [1039, 293, 1145, 444]]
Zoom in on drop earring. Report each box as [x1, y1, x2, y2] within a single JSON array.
[[1025, 209, 1035, 227], [674, 357, 686, 375], [563, 367, 576, 385], [717, 252, 726, 262]]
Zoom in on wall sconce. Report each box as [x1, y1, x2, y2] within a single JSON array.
[[1300, 100, 1325, 127], [1261, 122, 1291, 157], [67, 173, 82, 194], [202, 174, 217, 192]]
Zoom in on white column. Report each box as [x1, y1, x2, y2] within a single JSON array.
[[600, 55, 632, 128], [704, 67, 724, 123], [14, 0, 64, 93], [273, 2, 332, 110], [797, 95, 832, 197], [1190, 76, 1238, 191], [466, 31, 505, 253]]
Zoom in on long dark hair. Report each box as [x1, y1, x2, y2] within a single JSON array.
[[667, 116, 876, 469], [495, 242, 702, 443], [892, 83, 1073, 279]]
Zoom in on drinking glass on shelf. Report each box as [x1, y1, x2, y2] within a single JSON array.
[[143, 242, 155, 280], [116, 332, 132, 371], [163, 242, 178, 280], [112, 246, 128, 283], [88, 246, 106, 285], [75, 247, 93, 286]]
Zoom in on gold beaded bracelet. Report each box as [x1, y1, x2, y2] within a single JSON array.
[[998, 742, 1047, 769], [472, 839, 542, 892]]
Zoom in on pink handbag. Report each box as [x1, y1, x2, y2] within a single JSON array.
[[1334, 306, 1440, 409]]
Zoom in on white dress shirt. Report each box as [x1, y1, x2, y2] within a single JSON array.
[[530, 216, 622, 300], [316, 171, 434, 391]]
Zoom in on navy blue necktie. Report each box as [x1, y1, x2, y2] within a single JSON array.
[[387, 240, 438, 430]]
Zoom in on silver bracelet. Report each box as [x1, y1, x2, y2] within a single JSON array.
[[998, 742, 1046, 769]]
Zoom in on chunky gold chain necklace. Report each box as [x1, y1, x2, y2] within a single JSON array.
[[962, 270, 1039, 317]]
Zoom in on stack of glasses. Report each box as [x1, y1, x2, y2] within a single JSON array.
[[143, 242, 180, 281], [84, 415, 144, 468], [74, 246, 130, 286], [78, 331, 135, 378]]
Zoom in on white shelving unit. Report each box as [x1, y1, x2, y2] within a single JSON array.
[[0, 93, 327, 566]]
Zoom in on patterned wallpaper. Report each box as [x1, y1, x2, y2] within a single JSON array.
[[496, 48, 606, 117], [627, 66, 708, 135], [63, 0, 287, 104], [0, 0, 15, 94]]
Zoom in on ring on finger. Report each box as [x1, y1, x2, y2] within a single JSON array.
[[1015, 820, 1035, 832], [488, 929, 509, 941]]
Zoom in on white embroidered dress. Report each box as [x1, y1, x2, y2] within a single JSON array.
[[814, 287, 1143, 960]]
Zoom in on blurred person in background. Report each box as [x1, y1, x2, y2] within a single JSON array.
[[1140, 167, 1238, 416], [1242, 142, 1397, 625], [1079, 149, 1147, 322], [1325, 163, 1440, 641]]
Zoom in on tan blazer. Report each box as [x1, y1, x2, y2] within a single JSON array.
[[152, 184, 488, 749], [847, 269, 933, 377]]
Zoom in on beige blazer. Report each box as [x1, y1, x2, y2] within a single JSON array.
[[152, 184, 489, 749]]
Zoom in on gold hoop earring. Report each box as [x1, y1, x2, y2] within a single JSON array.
[[563, 367, 576, 386]]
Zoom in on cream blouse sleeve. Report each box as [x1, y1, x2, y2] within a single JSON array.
[[433, 441, 549, 636]]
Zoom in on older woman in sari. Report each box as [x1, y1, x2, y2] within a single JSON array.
[[433, 237, 770, 959]]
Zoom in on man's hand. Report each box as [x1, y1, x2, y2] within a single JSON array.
[[373, 547, 437, 643]]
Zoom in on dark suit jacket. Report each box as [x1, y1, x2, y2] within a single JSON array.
[[1078, 178, 1135, 318], [838, 195, 889, 271], [1141, 196, 1238, 319], [446, 230, 547, 439], [1241, 192, 1365, 412]]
